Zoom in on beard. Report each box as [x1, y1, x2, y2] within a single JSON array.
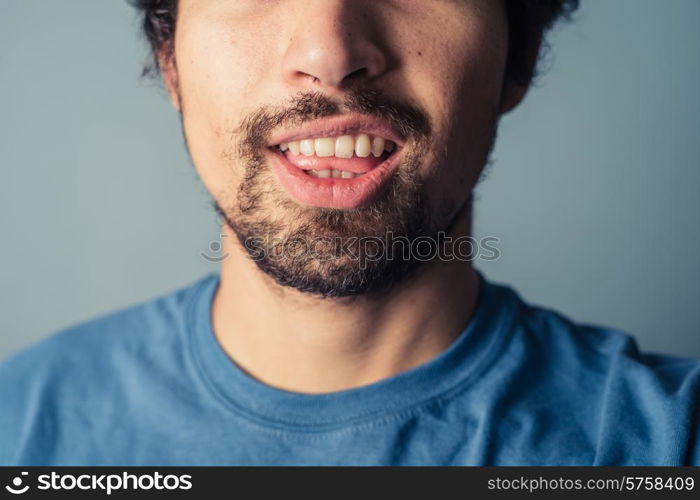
[[213, 90, 458, 298]]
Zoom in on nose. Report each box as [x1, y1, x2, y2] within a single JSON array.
[[281, 0, 388, 92]]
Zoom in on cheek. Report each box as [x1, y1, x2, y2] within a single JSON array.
[[408, 24, 506, 213], [174, 17, 273, 196]]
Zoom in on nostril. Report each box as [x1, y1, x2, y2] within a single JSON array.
[[341, 67, 369, 86], [294, 71, 322, 85]]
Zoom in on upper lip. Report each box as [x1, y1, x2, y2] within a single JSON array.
[[267, 115, 405, 148]]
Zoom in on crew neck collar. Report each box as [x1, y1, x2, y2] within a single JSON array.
[[187, 271, 518, 432]]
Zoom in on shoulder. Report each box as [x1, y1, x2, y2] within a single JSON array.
[[515, 292, 700, 393], [501, 282, 700, 465], [0, 274, 217, 464]]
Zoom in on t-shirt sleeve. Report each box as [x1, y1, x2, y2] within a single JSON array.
[[0, 344, 53, 465]]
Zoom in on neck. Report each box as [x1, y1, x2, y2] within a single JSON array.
[[211, 213, 480, 394]]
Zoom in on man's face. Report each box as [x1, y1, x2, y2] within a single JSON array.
[[166, 0, 513, 297]]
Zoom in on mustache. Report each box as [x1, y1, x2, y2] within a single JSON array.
[[235, 89, 432, 159]]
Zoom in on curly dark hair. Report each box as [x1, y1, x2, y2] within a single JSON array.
[[129, 0, 578, 86]]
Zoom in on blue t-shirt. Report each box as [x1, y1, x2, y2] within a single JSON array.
[[1, 273, 699, 465]]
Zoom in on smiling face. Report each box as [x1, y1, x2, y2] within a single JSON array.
[[163, 0, 521, 297]]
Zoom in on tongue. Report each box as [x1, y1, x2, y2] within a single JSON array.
[[284, 152, 385, 174]]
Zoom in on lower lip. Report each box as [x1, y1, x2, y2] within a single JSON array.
[[268, 149, 402, 209]]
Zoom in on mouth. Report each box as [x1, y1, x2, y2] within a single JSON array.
[[266, 116, 405, 209]]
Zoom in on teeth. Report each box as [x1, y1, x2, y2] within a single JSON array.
[[281, 135, 396, 159], [306, 169, 361, 179], [315, 137, 335, 157], [371, 137, 385, 157], [355, 134, 371, 158], [335, 135, 355, 159], [300, 139, 315, 156]]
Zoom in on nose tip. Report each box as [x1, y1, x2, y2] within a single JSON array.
[[285, 43, 386, 90], [281, 3, 388, 91]]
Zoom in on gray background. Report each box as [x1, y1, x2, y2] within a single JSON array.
[[1, 0, 699, 360]]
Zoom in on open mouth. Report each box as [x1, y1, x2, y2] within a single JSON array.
[[266, 118, 406, 209], [273, 134, 398, 179]]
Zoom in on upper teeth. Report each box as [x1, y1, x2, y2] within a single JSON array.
[[279, 134, 396, 159]]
